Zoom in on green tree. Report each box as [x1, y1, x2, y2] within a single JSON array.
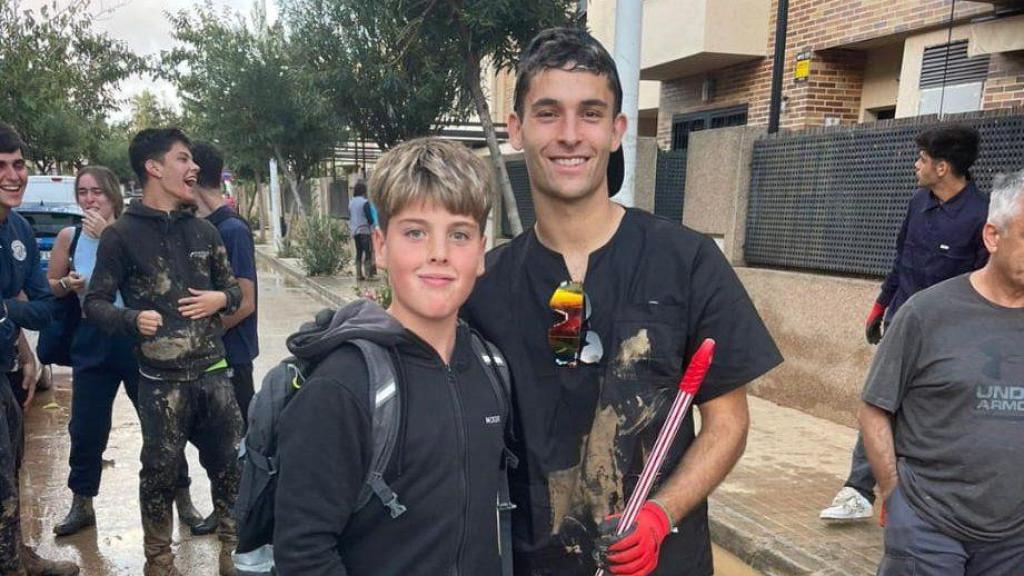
[[284, 0, 470, 150], [127, 90, 183, 133], [0, 0, 143, 172], [86, 123, 134, 183], [399, 0, 577, 235], [163, 3, 343, 218]]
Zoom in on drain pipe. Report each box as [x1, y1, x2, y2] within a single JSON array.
[[767, 0, 789, 134]]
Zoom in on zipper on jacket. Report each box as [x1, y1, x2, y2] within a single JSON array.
[[443, 362, 468, 576]]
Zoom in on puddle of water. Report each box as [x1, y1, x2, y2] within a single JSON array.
[[713, 544, 763, 576]]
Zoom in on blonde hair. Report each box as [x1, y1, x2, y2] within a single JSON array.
[[369, 137, 492, 232], [75, 165, 125, 219]]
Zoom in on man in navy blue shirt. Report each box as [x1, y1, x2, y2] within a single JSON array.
[[190, 142, 258, 537], [821, 124, 989, 523], [0, 123, 79, 574]]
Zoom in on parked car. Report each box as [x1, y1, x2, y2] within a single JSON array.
[[15, 175, 82, 271]]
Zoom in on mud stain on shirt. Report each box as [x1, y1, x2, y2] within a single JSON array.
[[614, 329, 651, 379], [141, 335, 192, 363], [549, 403, 623, 535]]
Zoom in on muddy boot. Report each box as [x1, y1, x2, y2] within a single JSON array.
[[142, 555, 181, 576], [218, 546, 236, 576], [20, 545, 78, 576], [174, 488, 203, 529], [190, 511, 219, 536], [53, 495, 95, 537]]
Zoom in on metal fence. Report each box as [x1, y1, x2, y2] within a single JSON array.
[[654, 149, 687, 223], [744, 111, 1024, 277], [502, 159, 536, 237]]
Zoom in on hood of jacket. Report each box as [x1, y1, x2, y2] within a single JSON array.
[[286, 299, 406, 364], [124, 199, 196, 223]]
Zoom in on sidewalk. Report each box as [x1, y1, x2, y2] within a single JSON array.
[[256, 245, 884, 576]]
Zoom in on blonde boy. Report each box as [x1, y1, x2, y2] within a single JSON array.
[[274, 138, 510, 576]]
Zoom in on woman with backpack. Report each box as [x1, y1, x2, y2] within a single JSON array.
[[46, 166, 203, 536]]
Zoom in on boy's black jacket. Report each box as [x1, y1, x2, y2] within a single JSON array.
[[84, 201, 241, 381], [273, 300, 506, 576]]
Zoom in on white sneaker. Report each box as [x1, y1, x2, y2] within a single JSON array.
[[819, 487, 873, 521]]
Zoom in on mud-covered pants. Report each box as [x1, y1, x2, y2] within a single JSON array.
[[137, 370, 242, 562], [0, 373, 22, 572]]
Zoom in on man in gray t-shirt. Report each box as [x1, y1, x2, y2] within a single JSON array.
[[859, 170, 1024, 575]]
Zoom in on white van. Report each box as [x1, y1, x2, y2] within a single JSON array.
[[23, 175, 77, 205]]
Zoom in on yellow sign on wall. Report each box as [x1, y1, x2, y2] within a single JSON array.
[[794, 49, 811, 82]]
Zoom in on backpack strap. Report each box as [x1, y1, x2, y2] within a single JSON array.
[[68, 225, 83, 271], [467, 328, 517, 576], [350, 339, 407, 520]]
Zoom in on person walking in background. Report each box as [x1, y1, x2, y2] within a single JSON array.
[[821, 125, 989, 522], [348, 181, 374, 281], [189, 142, 259, 537], [860, 170, 1024, 574]]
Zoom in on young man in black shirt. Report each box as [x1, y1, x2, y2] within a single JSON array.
[[462, 28, 782, 576]]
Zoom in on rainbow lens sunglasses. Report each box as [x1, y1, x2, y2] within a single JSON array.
[[548, 281, 604, 367]]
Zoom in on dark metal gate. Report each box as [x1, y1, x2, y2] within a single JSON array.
[[654, 150, 687, 223], [745, 112, 1024, 277]]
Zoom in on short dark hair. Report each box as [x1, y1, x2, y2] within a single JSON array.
[[129, 128, 192, 185], [191, 141, 224, 190], [353, 181, 367, 197], [513, 27, 623, 117], [915, 125, 980, 179], [0, 123, 27, 155]]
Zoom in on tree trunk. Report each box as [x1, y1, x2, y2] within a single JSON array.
[[465, 51, 523, 236], [257, 177, 269, 244], [273, 147, 309, 222]]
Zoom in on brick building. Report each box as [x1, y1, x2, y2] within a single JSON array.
[[585, 0, 1024, 150]]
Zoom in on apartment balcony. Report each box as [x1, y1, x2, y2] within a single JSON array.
[[641, 0, 770, 81]]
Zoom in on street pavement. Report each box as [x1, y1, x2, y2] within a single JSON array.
[[21, 263, 326, 575]]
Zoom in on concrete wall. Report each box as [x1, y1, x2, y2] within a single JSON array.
[[858, 44, 902, 121], [739, 268, 878, 427], [682, 125, 764, 265], [683, 125, 880, 426], [634, 137, 658, 213]]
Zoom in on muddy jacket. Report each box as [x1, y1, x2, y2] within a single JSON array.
[[274, 301, 506, 576], [84, 201, 240, 381]]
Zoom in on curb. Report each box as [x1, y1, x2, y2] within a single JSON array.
[[255, 246, 353, 309]]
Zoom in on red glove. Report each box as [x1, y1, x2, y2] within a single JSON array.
[[865, 302, 886, 345], [600, 501, 672, 576]]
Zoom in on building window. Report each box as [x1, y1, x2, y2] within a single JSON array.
[[918, 40, 989, 115], [866, 106, 896, 121], [671, 105, 748, 150]]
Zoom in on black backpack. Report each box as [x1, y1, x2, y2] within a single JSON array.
[[233, 311, 516, 576]]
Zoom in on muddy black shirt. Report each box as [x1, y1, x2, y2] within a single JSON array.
[[84, 201, 241, 381], [463, 208, 783, 576]]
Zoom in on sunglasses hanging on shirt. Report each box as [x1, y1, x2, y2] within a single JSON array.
[[548, 280, 604, 367]]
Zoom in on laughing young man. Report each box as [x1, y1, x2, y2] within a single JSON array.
[[85, 128, 243, 576], [0, 124, 79, 575], [462, 29, 782, 576]]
